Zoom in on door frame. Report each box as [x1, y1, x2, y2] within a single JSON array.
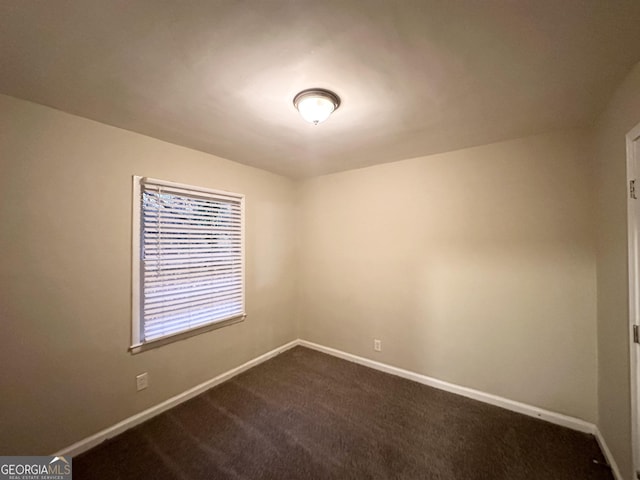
[[626, 121, 640, 478]]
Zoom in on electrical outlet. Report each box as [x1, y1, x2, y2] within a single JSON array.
[[374, 339, 382, 352], [136, 372, 149, 391]]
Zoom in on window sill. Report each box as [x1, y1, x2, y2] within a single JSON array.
[[129, 313, 246, 354]]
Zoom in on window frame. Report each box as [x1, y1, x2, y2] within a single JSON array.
[[130, 175, 246, 353]]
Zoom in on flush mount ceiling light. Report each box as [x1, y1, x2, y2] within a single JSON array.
[[293, 88, 341, 125]]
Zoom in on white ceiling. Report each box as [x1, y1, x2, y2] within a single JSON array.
[[2, 1, 640, 178]]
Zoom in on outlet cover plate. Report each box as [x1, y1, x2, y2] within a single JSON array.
[[136, 372, 149, 391]]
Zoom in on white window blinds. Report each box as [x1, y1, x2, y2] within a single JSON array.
[[132, 177, 245, 347]]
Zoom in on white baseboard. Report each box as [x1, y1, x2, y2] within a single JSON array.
[[298, 339, 596, 434], [54, 339, 299, 457], [594, 428, 624, 480]]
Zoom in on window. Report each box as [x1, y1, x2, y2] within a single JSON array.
[[131, 176, 245, 351]]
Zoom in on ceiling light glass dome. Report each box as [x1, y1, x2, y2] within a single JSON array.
[[293, 89, 341, 125]]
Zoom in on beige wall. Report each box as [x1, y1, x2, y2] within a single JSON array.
[[594, 61, 640, 480], [298, 130, 598, 422], [0, 94, 298, 454]]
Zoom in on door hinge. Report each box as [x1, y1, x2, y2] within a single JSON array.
[[631, 179, 637, 199], [634, 324, 640, 344]]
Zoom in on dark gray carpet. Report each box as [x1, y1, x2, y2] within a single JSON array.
[[74, 346, 613, 479]]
